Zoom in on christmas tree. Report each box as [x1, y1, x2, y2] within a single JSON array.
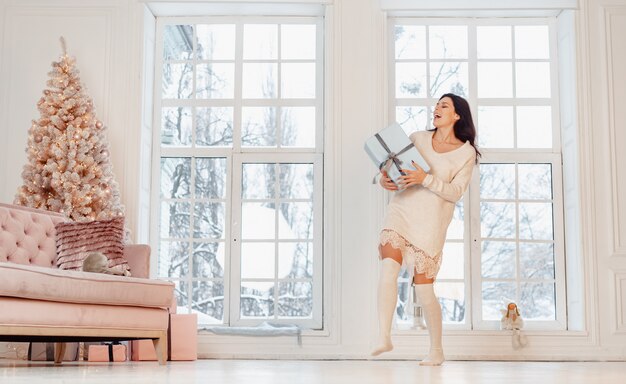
[[14, 37, 124, 221]]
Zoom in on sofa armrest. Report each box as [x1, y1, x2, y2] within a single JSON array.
[[124, 244, 151, 278]]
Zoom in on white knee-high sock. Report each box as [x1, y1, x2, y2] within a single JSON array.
[[371, 258, 401, 356], [414, 283, 444, 365]]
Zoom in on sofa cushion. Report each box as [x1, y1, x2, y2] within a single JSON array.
[[55, 217, 130, 275], [0, 297, 169, 331], [0, 203, 66, 267], [0, 262, 173, 308]]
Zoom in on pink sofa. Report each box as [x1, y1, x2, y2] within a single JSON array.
[[0, 203, 174, 364]]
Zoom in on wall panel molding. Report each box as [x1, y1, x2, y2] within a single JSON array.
[[611, 270, 626, 334], [603, 5, 626, 257]]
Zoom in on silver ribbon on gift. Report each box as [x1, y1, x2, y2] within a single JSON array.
[[371, 133, 415, 184]]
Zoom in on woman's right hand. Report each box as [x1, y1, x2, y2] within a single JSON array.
[[379, 171, 398, 191]]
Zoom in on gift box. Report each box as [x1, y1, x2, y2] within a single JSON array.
[[169, 313, 197, 361], [130, 339, 157, 361], [131, 313, 197, 361], [88, 342, 126, 362], [28, 342, 79, 361], [364, 123, 430, 185]]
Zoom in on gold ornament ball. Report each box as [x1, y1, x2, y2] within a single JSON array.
[[96, 121, 103, 129]]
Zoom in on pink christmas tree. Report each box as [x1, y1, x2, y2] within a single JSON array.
[[15, 37, 124, 221]]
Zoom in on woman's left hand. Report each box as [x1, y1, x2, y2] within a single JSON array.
[[398, 161, 427, 188]]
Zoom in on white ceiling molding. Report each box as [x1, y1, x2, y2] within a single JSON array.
[[380, 0, 578, 11], [144, 1, 329, 17]]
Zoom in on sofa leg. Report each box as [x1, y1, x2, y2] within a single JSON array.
[[54, 342, 66, 364], [153, 332, 168, 365]]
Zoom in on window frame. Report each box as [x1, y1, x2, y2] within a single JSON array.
[[151, 15, 325, 329], [388, 16, 567, 331]]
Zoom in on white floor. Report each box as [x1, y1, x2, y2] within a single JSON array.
[[1, 359, 626, 384]]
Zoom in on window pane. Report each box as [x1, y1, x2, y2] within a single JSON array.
[[278, 281, 313, 317], [241, 242, 275, 278], [196, 107, 233, 147], [477, 62, 512, 98], [520, 282, 555, 320], [481, 202, 516, 239], [279, 202, 313, 239], [242, 107, 277, 147], [160, 202, 190, 238], [162, 107, 192, 146], [195, 157, 226, 199], [243, 24, 278, 60], [242, 163, 276, 199], [477, 106, 514, 148], [482, 282, 516, 320], [193, 281, 224, 324], [515, 26, 549, 59], [481, 241, 516, 279], [172, 280, 189, 313], [396, 62, 427, 98], [281, 24, 316, 60], [242, 63, 278, 98], [438, 242, 464, 279], [241, 203, 276, 239], [197, 24, 235, 60], [435, 282, 465, 323], [193, 242, 225, 278], [429, 26, 468, 59], [395, 25, 426, 59], [159, 241, 189, 277], [162, 63, 193, 99], [480, 163, 516, 200], [520, 242, 555, 279], [241, 282, 274, 318], [396, 106, 428, 133], [445, 200, 464, 239], [196, 63, 235, 99], [429, 62, 468, 97], [477, 26, 512, 59], [281, 63, 315, 98], [519, 202, 554, 240], [163, 25, 193, 60], [160, 157, 191, 198], [281, 107, 316, 148], [516, 106, 552, 148], [518, 164, 552, 200], [515, 62, 551, 98], [278, 242, 313, 278], [193, 203, 225, 239], [279, 164, 314, 199]]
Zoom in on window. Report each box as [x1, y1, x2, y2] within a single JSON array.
[[153, 17, 324, 329], [390, 18, 566, 330]]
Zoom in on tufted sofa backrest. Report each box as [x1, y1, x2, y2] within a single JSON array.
[[0, 203, 66, 268]]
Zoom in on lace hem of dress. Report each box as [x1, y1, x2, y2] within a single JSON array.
[[379, 229, 442, 280]]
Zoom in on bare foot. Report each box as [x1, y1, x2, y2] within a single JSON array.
[[371, 339, 393, 356], [419, 348, 444, 366]]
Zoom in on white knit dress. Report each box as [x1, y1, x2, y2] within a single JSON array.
[[380, 130, 477, 279]]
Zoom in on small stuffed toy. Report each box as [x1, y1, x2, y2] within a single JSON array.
[[500, 302, 528, 349], [81, 252, 130, 276]]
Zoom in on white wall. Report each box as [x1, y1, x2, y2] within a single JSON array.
[[0, 0, 625, 360]]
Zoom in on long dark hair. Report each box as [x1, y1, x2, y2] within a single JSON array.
[[432, 93, 481, 163]]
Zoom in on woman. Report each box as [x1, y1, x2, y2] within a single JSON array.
[[372, 93, 480, 365]]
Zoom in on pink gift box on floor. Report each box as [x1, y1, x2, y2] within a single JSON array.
[[169, 313, 197, 361], [130, 313, 197, 361], [130, 339, 157, 361], [88, 343, 126, 362]]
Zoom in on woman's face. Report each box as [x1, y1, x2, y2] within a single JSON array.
[[433, 97, 459, 129]]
